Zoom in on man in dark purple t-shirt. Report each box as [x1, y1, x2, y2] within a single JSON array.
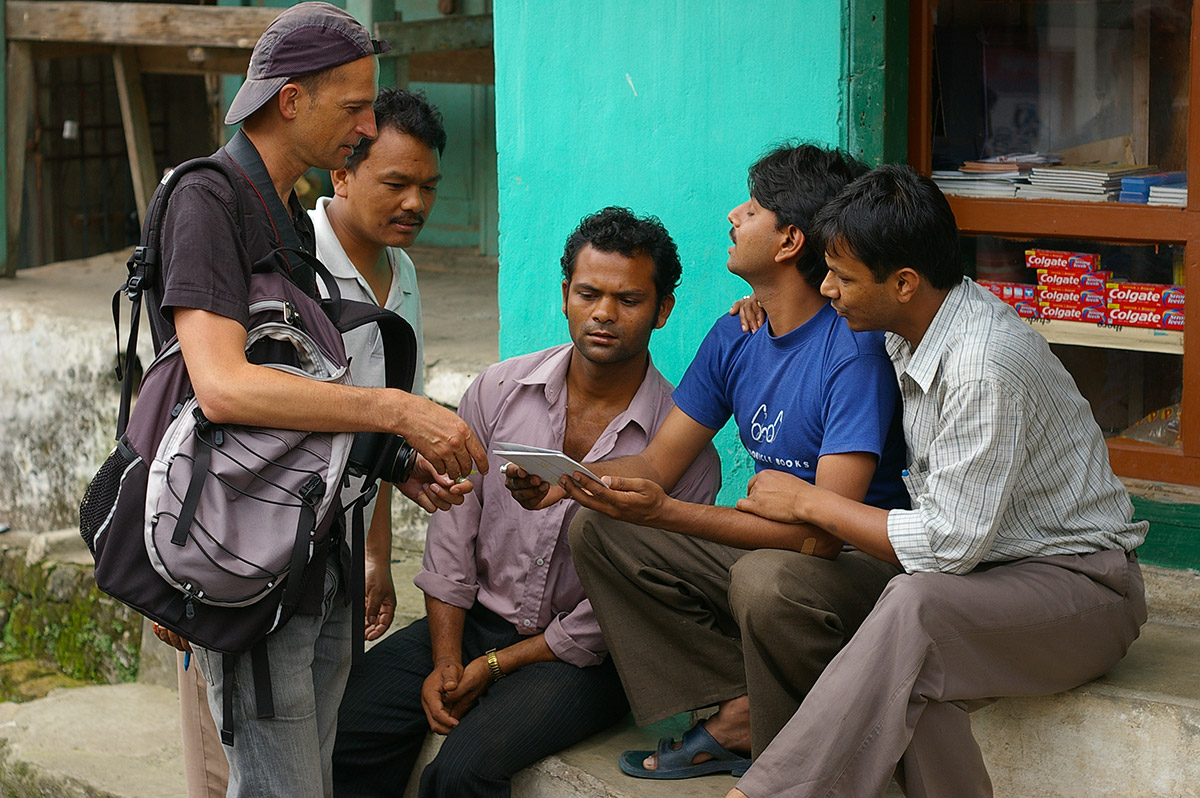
[[146, 5, 487, 796]]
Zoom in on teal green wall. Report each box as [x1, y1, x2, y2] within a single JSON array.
[[493, 1, 848, 504]]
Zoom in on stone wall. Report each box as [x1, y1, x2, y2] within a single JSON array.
[[0, 251, 148, 534], [0, 536, 140, 686]]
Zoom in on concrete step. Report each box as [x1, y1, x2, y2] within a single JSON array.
[[2, 525, 1195, 796], [973, 620, 1200, 798], [0, 620, 1194, 797]]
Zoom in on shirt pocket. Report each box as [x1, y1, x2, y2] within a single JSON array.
[[901, 460, 929, 502]]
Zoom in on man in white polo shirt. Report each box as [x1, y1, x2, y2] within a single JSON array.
[[311, 86, 447, 645]]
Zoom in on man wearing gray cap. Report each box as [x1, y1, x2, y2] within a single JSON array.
[[146, 4, 488, 796]]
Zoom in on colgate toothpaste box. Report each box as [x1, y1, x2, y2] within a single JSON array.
[[1036, 269, 1111, 290], [1104, 281, 1185, 309], [1036, 285, 1107, 306], [1009, 300, 1039, 319], [979, 280, 1036, 302], [1106, 305, 1186, 331], [1037, 303, 1106, 323], [1025, 249, 1101, 272]]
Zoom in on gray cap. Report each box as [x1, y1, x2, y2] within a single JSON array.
[[225, 1, 390, 126]]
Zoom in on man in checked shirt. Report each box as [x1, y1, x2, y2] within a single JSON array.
[[727, 164, 1148, 798]]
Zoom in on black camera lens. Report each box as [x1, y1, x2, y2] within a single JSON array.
[[379, 436, 417, 483], [347, 432, 417, 484]]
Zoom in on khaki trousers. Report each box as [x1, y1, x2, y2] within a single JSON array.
[[569, 508, 900, 757], [736, 549, 1146, 798], [178, 649, 228, 798]]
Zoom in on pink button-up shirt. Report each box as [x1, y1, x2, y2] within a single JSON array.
[[414, 344, 722, 667]]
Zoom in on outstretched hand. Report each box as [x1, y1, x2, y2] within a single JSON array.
[[397, 454, 474, 513], [558, 470, 671, 526], [395, 396, 489, 481]]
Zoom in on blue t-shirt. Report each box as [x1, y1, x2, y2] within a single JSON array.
[[673, 304, 909, 510]]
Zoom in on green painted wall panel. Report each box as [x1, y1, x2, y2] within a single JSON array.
[[493, 0, 847, 504]]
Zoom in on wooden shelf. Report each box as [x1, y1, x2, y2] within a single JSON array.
[[1022, 318, 1183, 355], [1108, 439, 1200, 487], [947, 196, 1200, 245]]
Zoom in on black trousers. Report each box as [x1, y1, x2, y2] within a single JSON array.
[[332, 603, 629, 798]]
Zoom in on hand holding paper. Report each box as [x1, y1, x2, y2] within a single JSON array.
[[495, 442, 598, 511], [492, 441, 600, 485]]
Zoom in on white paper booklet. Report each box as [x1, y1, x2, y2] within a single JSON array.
[[492, 441, 601, 485]]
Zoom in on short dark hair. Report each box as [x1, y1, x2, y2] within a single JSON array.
[[560, 207, 682, 304], [748, 142, 867, 288], [345, 87, 447, 172], [814, 164, 962, 290], [291, 70, 331, 100]]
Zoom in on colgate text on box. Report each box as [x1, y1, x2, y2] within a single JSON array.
[[1036, 269, 1110, 290], [1036, 285, 1107, 306], [1106, 305, 1186, 331], [1037, 304, 1106, 323], [1025, 249, 1101, 272], [1105, 281, 1185, 309]]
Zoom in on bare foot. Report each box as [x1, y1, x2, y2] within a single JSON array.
[[642, 695, 752, 770]]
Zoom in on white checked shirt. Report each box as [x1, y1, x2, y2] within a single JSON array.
[[885, 278, 1147, 574]]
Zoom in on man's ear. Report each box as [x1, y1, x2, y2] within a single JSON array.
[[774, 225, 806, 264], [331, 168, 351, 198], [561, 278, 570, 317], [277, 83, 302, 121], [654, 294, 676, 329], [893, 267, 922, 303]]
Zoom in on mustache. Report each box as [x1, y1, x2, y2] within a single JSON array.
[[390, 213, 425, 226], [582, 324, 616, 337]]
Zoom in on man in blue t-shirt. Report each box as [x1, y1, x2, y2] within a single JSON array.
[[504, 143, 908, 781]]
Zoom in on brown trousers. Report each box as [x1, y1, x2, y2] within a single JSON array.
[[735, 549, 1146, 798], [568, 509, 900, 757]]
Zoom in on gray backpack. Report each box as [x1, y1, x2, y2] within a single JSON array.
[[79, 155, 416, 743]]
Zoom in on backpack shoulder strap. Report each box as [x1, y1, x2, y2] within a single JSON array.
[[336, 300, 418, 392], [113, 157, 243, 439]]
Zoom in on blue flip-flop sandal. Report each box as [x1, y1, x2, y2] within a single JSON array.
[[619, 722, 751, 780]]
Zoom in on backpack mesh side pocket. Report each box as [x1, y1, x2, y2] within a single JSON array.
[[79, 438, 143, 555]]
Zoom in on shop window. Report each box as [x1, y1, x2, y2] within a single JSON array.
[[909, 0, 1200, 485]]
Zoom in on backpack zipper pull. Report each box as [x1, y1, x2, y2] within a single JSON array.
[[185, 596, 195, 619]]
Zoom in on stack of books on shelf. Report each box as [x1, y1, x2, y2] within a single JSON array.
[[932, 153, 1059, 199], [931, 171, 1020, 198], [1016, 163, 1158, 202], [1148, 183, 1188, 208], [1118, 172, 1185, 203], [977, 248, 1184, 331]]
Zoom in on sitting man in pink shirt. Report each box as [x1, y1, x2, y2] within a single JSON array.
[[332, 206, 721, 798]]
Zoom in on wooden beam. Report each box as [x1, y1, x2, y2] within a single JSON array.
[[7, 1, 280, 48], [376, 14, 492, 57], [4, 41, 33, 278], [135, 46, 251, 77], [409, 48, 493, 84], [112, 48, 158, 221]]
